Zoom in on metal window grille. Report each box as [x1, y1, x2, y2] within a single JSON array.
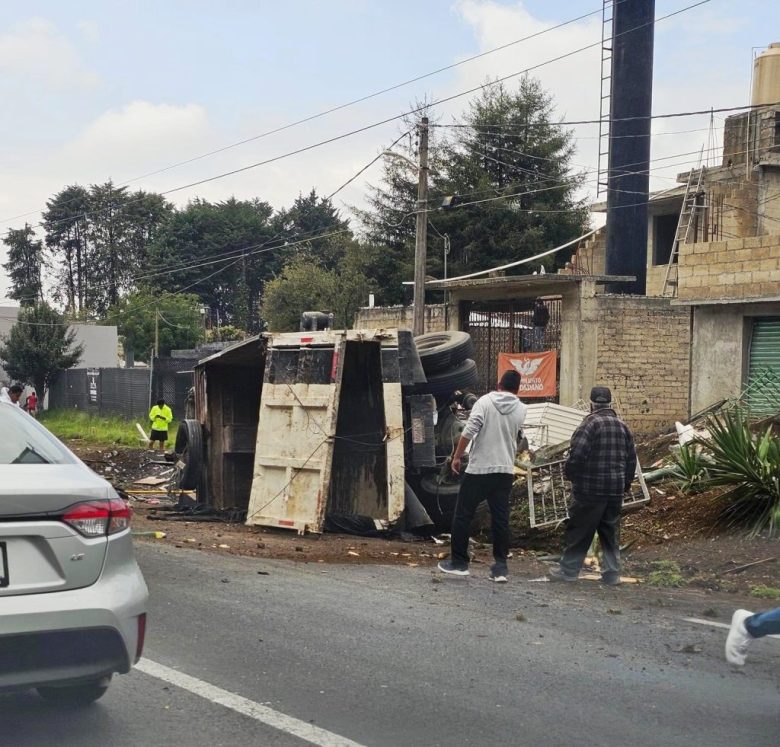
[[526, 459, 650, 528]]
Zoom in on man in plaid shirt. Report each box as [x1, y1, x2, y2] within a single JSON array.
[[549, 386, 637, 585]]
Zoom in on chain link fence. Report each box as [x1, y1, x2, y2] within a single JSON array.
[[49, 361, 194, 420]]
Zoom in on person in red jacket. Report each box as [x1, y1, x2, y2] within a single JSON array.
[[25, 390, 38, 418]]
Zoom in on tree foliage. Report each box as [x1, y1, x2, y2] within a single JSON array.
[[0, 303, 83, 398], [108, 291, 204, 362], [355, 78, 590, 300], [2, 225, 43, 306], [147, 197, 277, 332], [42, 182, 172, 317], [272, 189, 351, 270], [261, 247, 373, 332]]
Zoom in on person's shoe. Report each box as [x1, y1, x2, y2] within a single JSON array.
[[548, 568, 578, 583], [601, 573, 622, 586], [489, 564, 508, 583], [437, 559, 469, 576], [725, 609, 754, 666]]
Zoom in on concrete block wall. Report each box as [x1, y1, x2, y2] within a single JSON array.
[[559, 228, 606, 276], [678, 234, 780, 302], [646, 264, 674, 296], [593, 296, 691, 435], [353, 304, 447, 332], [707, 179, 759, 239]]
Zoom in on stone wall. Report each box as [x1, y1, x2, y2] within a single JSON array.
[[353, 304, 447, 332], [592, 296, 691, 435], [677, 234, 780, 302]]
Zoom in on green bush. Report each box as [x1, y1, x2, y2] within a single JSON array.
[[750, 585, 780, 602], [646, 560, 685, 588], [671, 443, 709, 493], [697, 409, 780, 536]]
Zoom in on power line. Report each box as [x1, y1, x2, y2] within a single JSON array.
[[325, 130, 411, 202], [432, 102, 776, 131], [0, 0, 711, 238], [0, 6, 610, 228]]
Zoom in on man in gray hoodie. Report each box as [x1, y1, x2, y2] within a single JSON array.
[[438, 369, 526, 582]]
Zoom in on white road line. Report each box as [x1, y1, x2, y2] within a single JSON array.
[[682, 617, 780, 640], [136, 658, 367, 747]]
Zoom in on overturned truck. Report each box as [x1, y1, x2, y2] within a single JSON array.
[[178, 329, 470, 533]]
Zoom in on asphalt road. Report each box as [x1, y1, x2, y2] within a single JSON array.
[[2, 542, 778, 746]]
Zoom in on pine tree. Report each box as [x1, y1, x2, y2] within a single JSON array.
[[2, 225, 44, 306], [355, 78, 590, 296], [0, 303, 83, 399]]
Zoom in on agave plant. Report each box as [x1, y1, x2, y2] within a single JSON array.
[[670, 442, 709, 493], [696, 409, 780, 536]]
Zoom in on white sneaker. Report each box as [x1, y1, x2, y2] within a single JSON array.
[[725, 609, 754, 666]]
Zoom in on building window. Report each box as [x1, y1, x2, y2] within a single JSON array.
[[774, 112, 780, 151], [653, 213, 679, 265]]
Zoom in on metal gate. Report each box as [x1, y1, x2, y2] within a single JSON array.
[[746, 317, 780, 415], [462, 298, 562, 395]]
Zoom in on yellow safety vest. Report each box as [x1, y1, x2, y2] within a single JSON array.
[[149, 404, 173, 432]]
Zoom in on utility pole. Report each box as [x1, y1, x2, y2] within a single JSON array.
[[154, 308, 159, 358], [412, 116, 429, 338]]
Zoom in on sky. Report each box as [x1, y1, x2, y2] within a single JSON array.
[[0, 0, 776, 301]]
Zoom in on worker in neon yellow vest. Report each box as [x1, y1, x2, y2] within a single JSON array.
[[148, 398, 173, 451]]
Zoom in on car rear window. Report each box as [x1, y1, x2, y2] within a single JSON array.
[[0, 405, 75, 464]]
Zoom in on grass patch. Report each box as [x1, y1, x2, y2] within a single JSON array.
[[646, 560, 685, 588], [40, 410, 178, 448], [750, 585, 780, 602]]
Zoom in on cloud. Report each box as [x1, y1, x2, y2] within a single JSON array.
[[446, 0, 748, 200], [0, 100, 213, 227], [0, 17, 100, 90], [63, 100, 212, 183], [77, 20, 100, 43]]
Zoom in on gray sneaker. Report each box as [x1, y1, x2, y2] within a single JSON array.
[[438, 559, 470, 576], [548, 568, 578, 583], [490, 564, 508, 583]]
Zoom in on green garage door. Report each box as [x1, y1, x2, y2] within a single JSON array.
[[747, 318, 780, 415]]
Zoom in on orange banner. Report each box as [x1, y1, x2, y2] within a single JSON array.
[[497, 351, 557, 398]]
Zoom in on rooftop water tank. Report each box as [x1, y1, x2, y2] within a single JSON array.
[[751, 43, 780, 107]]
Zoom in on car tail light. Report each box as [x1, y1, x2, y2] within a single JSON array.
[[107, 497, 131, 534], [136, 613, 147, 662], [62, 498, 132, 537]]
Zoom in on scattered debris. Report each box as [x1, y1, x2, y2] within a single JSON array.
[[133, 476, 170, 486], [515, 613, 527, 622], [722, 557, 776, 575], [676, 644, 702, 655]]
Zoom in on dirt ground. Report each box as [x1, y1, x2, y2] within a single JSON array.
[[69, 442, 780, 597]]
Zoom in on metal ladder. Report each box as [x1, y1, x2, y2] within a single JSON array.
[[662, 147, 706, 296], [596, 0, 614, 196]]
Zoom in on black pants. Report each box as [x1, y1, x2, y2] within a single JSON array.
[[450, 473, 514, 568], [560, 497, 621, 579]]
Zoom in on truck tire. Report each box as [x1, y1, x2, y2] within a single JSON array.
[[420, 358, 478, 398], [419, 473, 461, 499], [414, 331, 474, 374], [174, 419, 204, 491]]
